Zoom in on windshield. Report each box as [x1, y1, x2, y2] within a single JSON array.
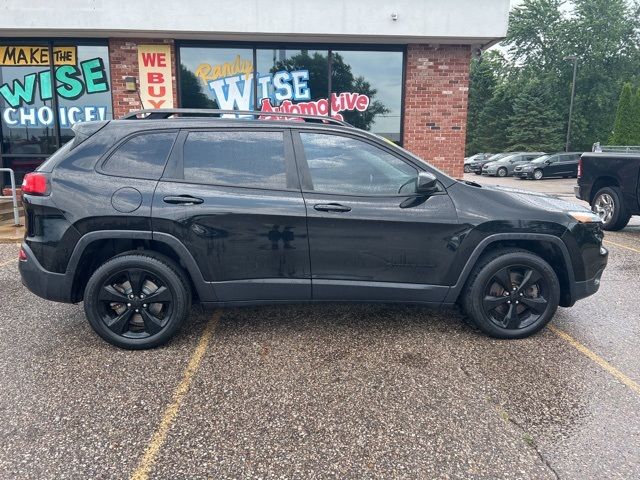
[[531, 155, 551, 163]]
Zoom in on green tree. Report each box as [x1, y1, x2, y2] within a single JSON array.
[[610, 83, 636, 144], [466, 51, 503, 154], [469, 0, 640, 154], [633, 88, 640, 145], [507, 79, 564, 151]]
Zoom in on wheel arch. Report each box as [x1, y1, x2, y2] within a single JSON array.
[[589, 176, 620, 203], [66, 230, 213, 303], [445, 234, 576, 308]]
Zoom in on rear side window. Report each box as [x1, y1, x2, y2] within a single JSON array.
[[103, 131, 177, 179], [183, 130, 286, 189]]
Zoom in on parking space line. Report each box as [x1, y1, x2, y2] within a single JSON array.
[[130, 310, 222, 480], [0, 258, 17, 268], [549, 325, 640, 396], [604, 239, 640, 255]]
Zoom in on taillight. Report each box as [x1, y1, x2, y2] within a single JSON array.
[[18, 248, 27, 261], [22, 172, 49, 196], [577, 159, 582, 178]]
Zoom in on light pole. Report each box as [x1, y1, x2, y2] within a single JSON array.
[[564, 55, 578, 152]]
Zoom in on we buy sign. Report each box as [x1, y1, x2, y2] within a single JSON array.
[[137, 45, 174, 109]]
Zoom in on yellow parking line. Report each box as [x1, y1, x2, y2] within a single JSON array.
[[0, 258, 17, 267], [604, 239, 640, 255], [549, 325, 640, 396], [130, 310, 221, 480]]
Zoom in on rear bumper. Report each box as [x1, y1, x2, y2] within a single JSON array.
[[18, 243, 74, 303], [574, 184, 585, 200]]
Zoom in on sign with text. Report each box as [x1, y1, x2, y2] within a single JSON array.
[[0, 46, 76, 66], [137, 45, 174, 109]]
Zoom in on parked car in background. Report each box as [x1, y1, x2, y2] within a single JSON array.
[[482, 152, 546, 177], [464, 153, 493, 173], [514, 152, 582, 180], [575, 151, 640, 230], [468, 152, 509, 175]]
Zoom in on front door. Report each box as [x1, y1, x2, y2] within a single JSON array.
[[152, 128, 311, 302], [293, 130, 460, 303]]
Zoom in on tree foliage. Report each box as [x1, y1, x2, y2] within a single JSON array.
[[466, 0, 640, 154]]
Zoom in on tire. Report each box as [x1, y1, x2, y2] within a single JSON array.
[[84, 253, 192, 349], [533, 169, 543, 180], [464, 165, 470, 173], [591, 186, 631, 231], [462, 248, 560, 339], [497, 167, 508, 177]]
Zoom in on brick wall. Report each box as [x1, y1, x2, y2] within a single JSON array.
[[108, 38, 178, 119], [403, 44, 471, 178]]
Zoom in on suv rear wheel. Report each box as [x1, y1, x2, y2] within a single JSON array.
[[462, 249, 560, 339], [84, 253, 191, 349], [591, 186, 631, 231]]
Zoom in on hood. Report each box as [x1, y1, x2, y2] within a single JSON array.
[[483, 184, 591, 213]]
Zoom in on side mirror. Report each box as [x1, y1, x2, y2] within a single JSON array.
[[416, 172, 439, 195]]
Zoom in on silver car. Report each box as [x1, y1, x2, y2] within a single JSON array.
[[482, 152, 546, 177]]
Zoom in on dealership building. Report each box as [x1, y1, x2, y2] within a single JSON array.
[[0, 0, 509, 185]]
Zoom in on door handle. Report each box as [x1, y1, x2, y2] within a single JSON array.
[[313, 203, 351, 213], [163, 195, 204, 205]]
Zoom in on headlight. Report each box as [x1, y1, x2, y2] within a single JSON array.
[[567, 211, 602, 223], [523, 166, 532, 171]]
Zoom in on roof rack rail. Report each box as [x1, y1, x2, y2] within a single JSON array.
[[120, 108, 351, 127]]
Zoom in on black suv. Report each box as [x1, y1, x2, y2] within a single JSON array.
[[514, 153, 582, 180], [19, 109, 608, 349]]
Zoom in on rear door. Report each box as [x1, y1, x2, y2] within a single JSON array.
[[152, 127, 311, 302], [292, 129, 459, 303], [559, 154, 579, 176]]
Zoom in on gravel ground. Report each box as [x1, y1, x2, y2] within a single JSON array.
[[0, 176, 639, 479]]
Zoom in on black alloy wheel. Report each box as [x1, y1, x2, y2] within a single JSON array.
[[462, 249, 559, 339], [84, 253, 191, 349], [97, 268, 173, 338], [482, 265, 549, 330]]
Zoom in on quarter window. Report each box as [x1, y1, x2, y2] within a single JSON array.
[[300, 132, 416, 195], [103, 131, 177, 179], [183, 130, 286, 188]]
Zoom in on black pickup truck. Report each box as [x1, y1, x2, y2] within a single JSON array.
[[575, 152, 640, 230]]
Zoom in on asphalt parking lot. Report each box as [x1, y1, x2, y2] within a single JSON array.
[[1, 175, 639, 479]]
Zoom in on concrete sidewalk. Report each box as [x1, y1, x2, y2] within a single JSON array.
[[0, 222, 24, 244]]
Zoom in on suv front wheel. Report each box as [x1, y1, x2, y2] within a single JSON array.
[[462, 249, 560, 339], [84, 253, 191, 349]]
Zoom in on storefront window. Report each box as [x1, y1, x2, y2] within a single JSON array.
[[178, 44, 404, 143], [179, 47, 254, 110], [56, 45, 112, 144], [0, 43, 112, 184], [331, 50, 403, 143], [255, 49, 328, 113]]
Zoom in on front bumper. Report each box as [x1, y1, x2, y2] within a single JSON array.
[[514, 170, 533, 178], [18, 243, 74, 303]]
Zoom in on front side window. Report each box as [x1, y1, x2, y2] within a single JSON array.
[[300, 132, 416, 195], [103, 131, 177, 179], [183, 130, 286, 189]]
